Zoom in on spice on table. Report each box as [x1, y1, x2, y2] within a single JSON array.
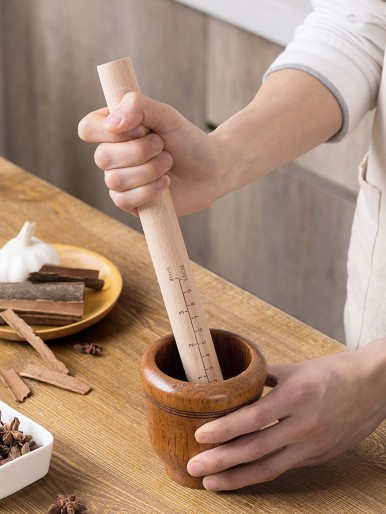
[[0, 367, 31, 402], [47, 494, 88, 513], [0, 414, 38, 466], [20, 364, 91, 395], [0, 309, 69, 374], [73, 343, 102, 355], [29, 264, 105, 291]]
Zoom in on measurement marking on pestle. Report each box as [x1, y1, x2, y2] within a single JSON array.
[[176, 274, 218, 383]]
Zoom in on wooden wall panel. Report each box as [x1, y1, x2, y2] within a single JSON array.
[[206, 16, 283, 124], [1, 0, 206, 232], [0, 0, 7, 157], [183, 164, 356, 342]]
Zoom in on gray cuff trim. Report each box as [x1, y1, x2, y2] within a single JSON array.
[[265, 64, 349, 143]]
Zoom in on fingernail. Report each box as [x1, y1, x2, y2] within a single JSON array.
[[203, 477, 219, 491], [150, 134, 163, 151], [188, 461, 205, 476], [155, 175, 170, 190], [104, 111, 123, 127], [195, 430, 211, 443], [160, 152, 173, 170], [129, 125, 147, 139]]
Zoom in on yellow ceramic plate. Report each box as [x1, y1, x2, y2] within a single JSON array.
[[0, 244, 123, 341]]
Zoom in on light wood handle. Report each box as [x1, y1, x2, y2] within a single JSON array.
[[97, 58, 223, 383]]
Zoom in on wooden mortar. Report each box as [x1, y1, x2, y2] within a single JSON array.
[[140, 328, 267, 489]]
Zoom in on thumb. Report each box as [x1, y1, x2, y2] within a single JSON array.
[[103, 92, 183, 136]]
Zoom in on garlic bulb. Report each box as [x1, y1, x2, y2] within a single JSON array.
[[0, 221, 59, 282]]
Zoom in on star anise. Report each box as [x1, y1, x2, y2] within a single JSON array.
[[0, 453, 15, 466], [73, 343, 102, 355], [0, 444, 10, 457], [47, 494, 88, 514], [0, 412, 37, 465], [0, 416, 25, 445]]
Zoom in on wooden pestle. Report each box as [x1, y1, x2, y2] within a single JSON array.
[[97, 58, 223, 383]]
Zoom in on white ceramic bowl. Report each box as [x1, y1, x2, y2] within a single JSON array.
[[0, 400, 54, 500]]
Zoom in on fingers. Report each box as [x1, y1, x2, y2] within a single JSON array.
[[109, 175, 170, 212], [94, 133, 166, 171], [78, 92, 182, 142], [104, 152, 172, 192], [201, 445, 306, 491], [195, 385, 291, 445], [78, 107, 149, 143], [100, 136, 173, 211], [102, 92, 183, 135], [188, 417, 297, 477]]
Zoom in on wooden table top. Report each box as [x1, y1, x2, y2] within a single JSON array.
[[0, 156, 385, 513]]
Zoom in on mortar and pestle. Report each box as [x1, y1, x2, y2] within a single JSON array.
[[98, 59, 267, 489]]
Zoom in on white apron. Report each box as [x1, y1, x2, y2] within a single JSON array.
[[344, 50, 386, 349]]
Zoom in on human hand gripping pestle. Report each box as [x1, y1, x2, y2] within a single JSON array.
[[97, 58, 223, 383]]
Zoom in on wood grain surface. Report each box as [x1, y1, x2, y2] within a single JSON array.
[[0, 157, 385, 513]]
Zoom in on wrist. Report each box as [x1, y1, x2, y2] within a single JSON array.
[[356, 339, 386, 421], [208, 106, 265, 197]]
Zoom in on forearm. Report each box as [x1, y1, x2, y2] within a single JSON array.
[[210, 69, 343, 196]]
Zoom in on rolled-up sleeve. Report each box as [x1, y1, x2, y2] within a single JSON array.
[[265, 0, 386, 141]]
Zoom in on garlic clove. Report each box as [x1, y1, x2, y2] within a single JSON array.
[[17, 221, 37, 246], [0, 222, 59, 282]]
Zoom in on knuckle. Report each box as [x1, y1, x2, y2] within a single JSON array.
[[291, 377, 319, 405], [304, 412, 327, 438], [246, 436, 269, 459], [262, 463, 281, 482], [110, 191, 132, 212], [212, 452, 227, 472], [94, 144, 110, 169], [104, 170, 121, 191], [245, 405, 261, 429], [132, 135, 161, 162], [123, 91, 142, 108], [150, 154, 170, 180], [134, 140, 150, 162]]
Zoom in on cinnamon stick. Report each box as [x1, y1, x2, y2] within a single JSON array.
[[0, 309, 69, 374], [20, 364, 91, 395], [2, 313, 80, 326], [0, 282, 84, 325], [0, 281, 85, 301], [0, 367, 31, 402], [29, 264, 104, 290]]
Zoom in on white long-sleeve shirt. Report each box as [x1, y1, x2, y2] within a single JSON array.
[[266, 0, 386, 140]]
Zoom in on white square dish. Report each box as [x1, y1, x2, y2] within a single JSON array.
[[0, 400, 54, 500]]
